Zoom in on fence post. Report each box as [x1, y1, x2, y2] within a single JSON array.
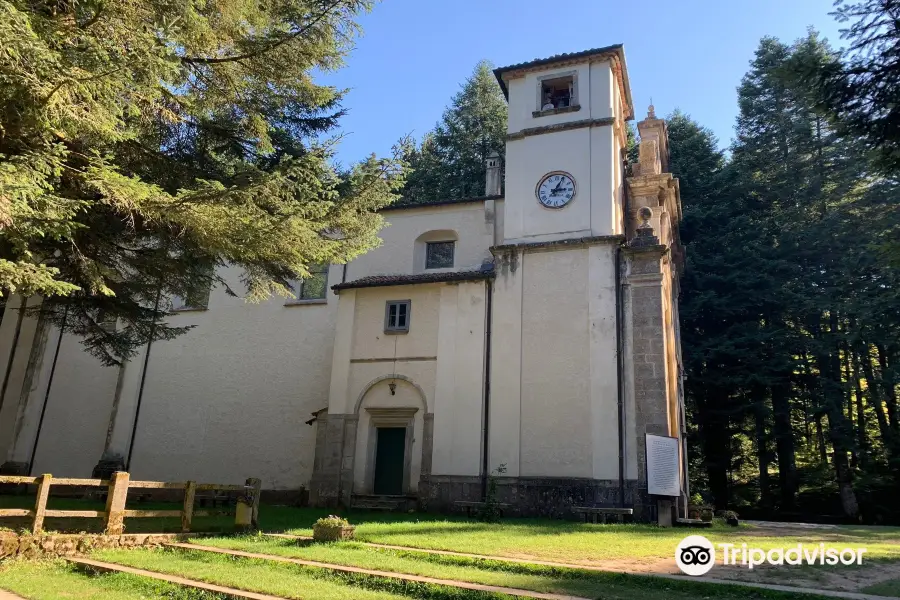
[[246, 477, 262, 529], [32, 474, 52, 535], [104, 471, 129, 535], [182, 481, 196, 533]]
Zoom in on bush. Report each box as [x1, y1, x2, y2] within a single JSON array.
[[312, 515, 355, 542], [478, 464, 507, 523], [314, 515, 350, 528]]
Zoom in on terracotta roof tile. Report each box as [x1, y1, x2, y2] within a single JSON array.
[[332, 266, 494, 292], [492, 44, 632, 119], [382, 195, 502, 212]]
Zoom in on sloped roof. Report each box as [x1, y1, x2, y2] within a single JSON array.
[[493, 44, 633, 118], [332, 265, 494, 292], [382, 194, 502, 212]]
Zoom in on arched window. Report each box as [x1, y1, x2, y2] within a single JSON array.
[[414, 230, 458, 273]]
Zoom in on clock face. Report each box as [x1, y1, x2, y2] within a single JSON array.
[[536, 172, 576, 209]]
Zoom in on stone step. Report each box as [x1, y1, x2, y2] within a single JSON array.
[[350, 495, 414, 512]]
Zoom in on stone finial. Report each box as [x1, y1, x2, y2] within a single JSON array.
[[638, 206, 653, 229], [630, 206, 660, 248], [648, 102, 656, 119]]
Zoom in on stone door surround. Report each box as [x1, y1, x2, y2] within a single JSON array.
[[364, 407, 417, 495]]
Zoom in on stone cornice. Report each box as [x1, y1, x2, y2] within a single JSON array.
[[626, 173, 674, 198], [625, 272, 664, 285], [491, 234, 625, 255], [623, 244, 668, 256], [507, 117, 616, 142]]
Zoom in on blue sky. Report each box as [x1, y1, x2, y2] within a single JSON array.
[[320, 0, 845, 165]]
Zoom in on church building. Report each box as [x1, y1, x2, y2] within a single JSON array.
[[0, 45, 687, 519]]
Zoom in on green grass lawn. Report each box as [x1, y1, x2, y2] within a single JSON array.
[[89, 548, 429, 600], [862, 578, 900, 597], [0, 559, 224, 599], [263, 509, 900, 566], [3, 497, 899, 567], [178, 534, 849, 600], [4, 498, 900, 599], [93, 546, 842, 600]]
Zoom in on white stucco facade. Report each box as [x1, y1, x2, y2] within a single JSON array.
[[0, 45, 685, 519]]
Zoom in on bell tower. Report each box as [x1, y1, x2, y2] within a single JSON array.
[[487, 45, 685, 521], [494, 45, 633, 243]]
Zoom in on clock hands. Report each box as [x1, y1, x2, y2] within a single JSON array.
[[547, 178, 565, 197], [551, 179, 564, 195], [539, 174, 573, 207]]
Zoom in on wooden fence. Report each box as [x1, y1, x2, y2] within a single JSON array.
[[0, 472, 261, 535]]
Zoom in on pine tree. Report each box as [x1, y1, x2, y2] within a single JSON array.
[[787, 0, 900, 264], [667, 111, 735, 509], [791, 0, 900, 173], [402, 60, 507, 203], [0, 0, 405, 364], [685, 32, 900, 519]]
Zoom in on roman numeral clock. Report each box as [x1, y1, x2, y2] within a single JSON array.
[[536, 171, 576, 209]]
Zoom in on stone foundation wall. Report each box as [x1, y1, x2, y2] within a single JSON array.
[[419, 475, 654, 520], [0, 532, 187, 560]]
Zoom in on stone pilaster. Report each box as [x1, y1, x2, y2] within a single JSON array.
[[309, 412, 358, 507], [621, 105, 686, 521], [623, 244, 673, 519]]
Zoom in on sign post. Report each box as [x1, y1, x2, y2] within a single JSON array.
[[646, 434, 680, 526]]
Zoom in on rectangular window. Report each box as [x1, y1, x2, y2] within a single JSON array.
[[540, 75, 575, 110], [425, 241, 454, 269], [287, 264, 329, 302], [385, 300, 411, 333]]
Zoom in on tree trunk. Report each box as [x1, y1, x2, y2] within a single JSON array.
[[817, 314, 858, 519], [754, 397, 771, 508], [851, 351, 868, 469], [770, 383, 797, 509], [698, 391, 731, 510], [842, 345, 857, 468], [861, 344, 894, 452], [816, 416, 828, 464], [876, 344, 899, 434]]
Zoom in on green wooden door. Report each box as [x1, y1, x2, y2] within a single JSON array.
[[373, 427, 406, 495]]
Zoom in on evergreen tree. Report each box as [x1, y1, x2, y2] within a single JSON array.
[[791, 0, 900, 173], [0, 0, 405, 364], [668, 111, 735, 509], [683, 32, 900, 520], [787, 0, 900, 264], [402, 60, 507, 203]]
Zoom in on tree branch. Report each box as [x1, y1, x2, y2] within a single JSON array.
[[180, 0, 344, 66]]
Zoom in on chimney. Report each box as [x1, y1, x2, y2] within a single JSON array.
[[485, 152, 502, 196]]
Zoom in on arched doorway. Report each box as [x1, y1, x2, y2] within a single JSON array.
[[353, 375, 428, 496]]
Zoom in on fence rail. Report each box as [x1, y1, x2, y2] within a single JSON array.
[[0, 472, 261, 535]]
